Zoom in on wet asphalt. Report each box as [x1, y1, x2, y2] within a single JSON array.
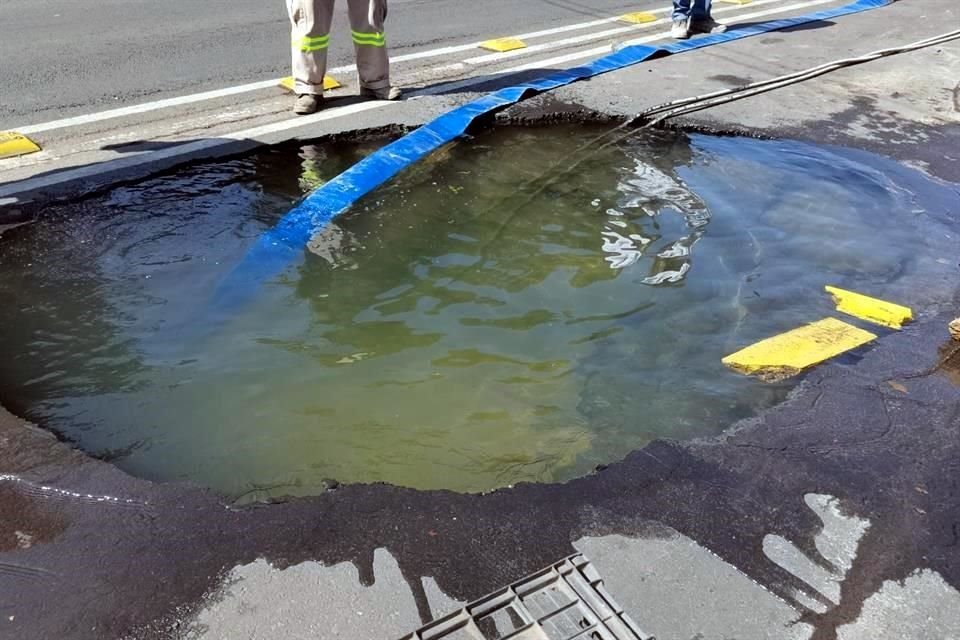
[[0, 278, 957, 639], [1, 0, 959, 636]]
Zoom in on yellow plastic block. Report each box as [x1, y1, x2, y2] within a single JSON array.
[[723, 317, 877, 381], [279, 75, 342, 92], [825, 286, 913, 329], [479, 37, 527, 53], [0, 132, 41, 159], [618, 12, 658, 24]]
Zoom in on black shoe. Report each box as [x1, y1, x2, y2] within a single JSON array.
[[691, 17, 727, 34]]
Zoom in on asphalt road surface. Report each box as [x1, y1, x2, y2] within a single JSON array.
[[1, 0, 959, 638], [0, 0, 645, 126]]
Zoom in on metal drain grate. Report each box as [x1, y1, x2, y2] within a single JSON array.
[[399, 554, 654, 640]]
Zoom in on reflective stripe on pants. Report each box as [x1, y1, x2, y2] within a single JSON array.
[[286, 0, 391, 96]]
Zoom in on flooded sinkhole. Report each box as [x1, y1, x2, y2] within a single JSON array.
[[1, 124, 957, 498]]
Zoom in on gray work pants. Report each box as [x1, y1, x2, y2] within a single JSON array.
[[286, 0, 391, 95]]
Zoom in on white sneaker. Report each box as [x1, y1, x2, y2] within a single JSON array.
[[671, 17, 691, 39]]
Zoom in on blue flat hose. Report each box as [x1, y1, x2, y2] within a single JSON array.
[[213, 0, 891, 313]]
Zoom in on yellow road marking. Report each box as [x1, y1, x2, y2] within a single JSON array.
[[618, 12, 658, 24], [279, 76, 342, 93], [723, 318, 877, 381], [479, 37, 527, 53], [0, 132, 41, 159], [825, 286, 913, 329], [718, 0, 753, 4]]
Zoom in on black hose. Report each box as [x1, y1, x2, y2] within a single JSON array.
[[634, 29, 960, 125]]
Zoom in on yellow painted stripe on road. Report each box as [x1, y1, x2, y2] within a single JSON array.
[[718, 0, 753, 4], [723, 317, 877, 381], [0, 132, 41, 159], [825, 286, 913, 329], [618, 12, 658, 24], [279, 76, 343, 92], [479, 37, 527, 53]]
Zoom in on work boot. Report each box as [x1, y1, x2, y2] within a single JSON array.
[[360, 86, 403, 101], [293, 94, 323, 115], [691, 17, 728, 34], [670, 17, 691, 39]]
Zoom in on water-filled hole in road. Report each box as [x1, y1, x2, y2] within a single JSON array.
[[1, 124, 956, 497]]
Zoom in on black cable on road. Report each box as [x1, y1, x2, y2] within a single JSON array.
[[632, 29, 960, 125], [513, 29, 960, 202], [444, 28, 960, 253]]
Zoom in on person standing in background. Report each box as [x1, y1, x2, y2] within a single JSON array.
[[671, 0, 727, 39], [287, 0, 402, 115]]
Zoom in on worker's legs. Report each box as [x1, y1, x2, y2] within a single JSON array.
[[287, 0, 335, 96], [673, 0, 712, 20], [346, 0, 391, 91], [672, 0, 724, 37], [693, 0, 713, 19]]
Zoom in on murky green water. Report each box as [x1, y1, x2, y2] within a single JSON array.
[[1, 126, 956, 497]]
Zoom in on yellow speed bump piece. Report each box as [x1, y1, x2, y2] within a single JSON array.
[[279, 75, 342, 92], [479, 37, 527, 53], [618, 12, 658, 24], [0, 132, 41, 159], [723, 317, 877, 381], [825, 286, 913, 329]]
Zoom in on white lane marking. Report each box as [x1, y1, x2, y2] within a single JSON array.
[[418, 0, 837, 95], [324, 8, 678, 75], [617, 0, 842, 46], [512, 6, 673, 39], [1, 0, 837, 199], [465, 22, 673, 65], [328, 43, 482, 75], [14, 80, 281, 136], [10, 2, 768, 136], [0, 101, 392, 199], [464, 0, 800, 65]]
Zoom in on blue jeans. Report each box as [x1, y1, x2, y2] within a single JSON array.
[[673, 0, 712, 20]]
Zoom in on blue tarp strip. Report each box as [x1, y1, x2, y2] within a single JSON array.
[[216, 0, 890, 310]]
